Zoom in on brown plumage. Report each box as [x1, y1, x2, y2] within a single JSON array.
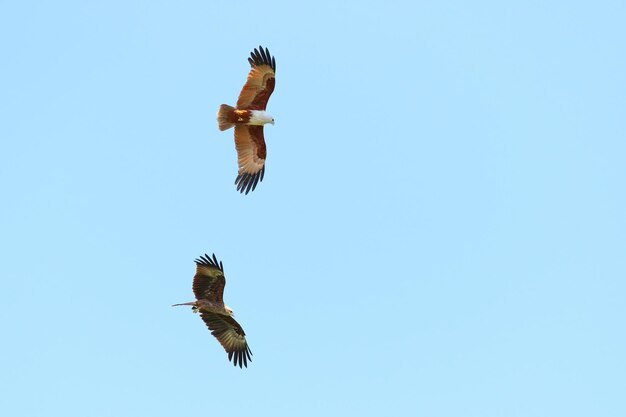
[[216, 46, 276, 194], [173, 253, 252, 368]]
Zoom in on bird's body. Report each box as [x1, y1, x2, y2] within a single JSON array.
[[172, 299, 230, 315], [217, 46, 276, 194], [173, 253, 252, 368], [218, 106, 274, 128]]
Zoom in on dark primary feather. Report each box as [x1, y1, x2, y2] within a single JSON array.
[[235, 165, 265, 195], [200, 311, 253, 368], [248, 46, 276, 72], [195, 253, 224, 271], [192, 253, 226, 302]]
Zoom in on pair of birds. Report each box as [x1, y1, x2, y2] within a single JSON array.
[[173, 46, 277, 368]]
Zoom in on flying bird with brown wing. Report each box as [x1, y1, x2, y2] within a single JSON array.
[[173, 253, 252, 368], [216, 46, 276, 194]]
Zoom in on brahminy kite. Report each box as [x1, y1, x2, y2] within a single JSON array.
[[173, 253, 252, 368], [216, 46, 276, 194]]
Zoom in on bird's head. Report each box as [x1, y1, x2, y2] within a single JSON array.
[[225, 305, 234, 317], [261, 112, 275, 126], [249, 110, 274, 126]]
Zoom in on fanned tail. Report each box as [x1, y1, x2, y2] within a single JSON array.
[[217, 104, 236, 131]]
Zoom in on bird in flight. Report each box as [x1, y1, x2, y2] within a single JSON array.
[[173, 253, 252, 368], [216, 46, 276, 194]]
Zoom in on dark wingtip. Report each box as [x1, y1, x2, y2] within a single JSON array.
[[227, 345, 252, 368], [194, 253, 224, 271], [234, 166, 265, 195], [249, 46, 275, 72]]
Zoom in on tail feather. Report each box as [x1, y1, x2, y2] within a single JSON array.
[[172, 301, 195, 307], [217, 104, 236, 131]]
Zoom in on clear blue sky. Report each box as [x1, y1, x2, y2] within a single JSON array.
[[1, 1, 625, 416]]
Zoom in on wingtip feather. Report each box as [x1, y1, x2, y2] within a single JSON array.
[[194, 253, 224, 271], [248, 46, 275, 72], [234, 166, 265, 195]]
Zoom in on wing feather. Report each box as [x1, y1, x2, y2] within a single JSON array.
[[199, 311, 253, 368], [234, 125, 266, 194], [236, 46, 276, 110], [192, 253, 226, 302]]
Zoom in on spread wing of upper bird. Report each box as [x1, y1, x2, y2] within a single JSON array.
[[173, 253, 252, 368], [216, 46, 276, 194]]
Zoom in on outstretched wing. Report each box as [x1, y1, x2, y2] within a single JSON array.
[[200, 311, 253, 368], [234, 125, 266, 194], [236, 46, 276, 110], [192, 253, 226, 303]]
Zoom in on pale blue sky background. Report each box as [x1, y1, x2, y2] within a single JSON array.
[[1, 1, 625, 416]]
